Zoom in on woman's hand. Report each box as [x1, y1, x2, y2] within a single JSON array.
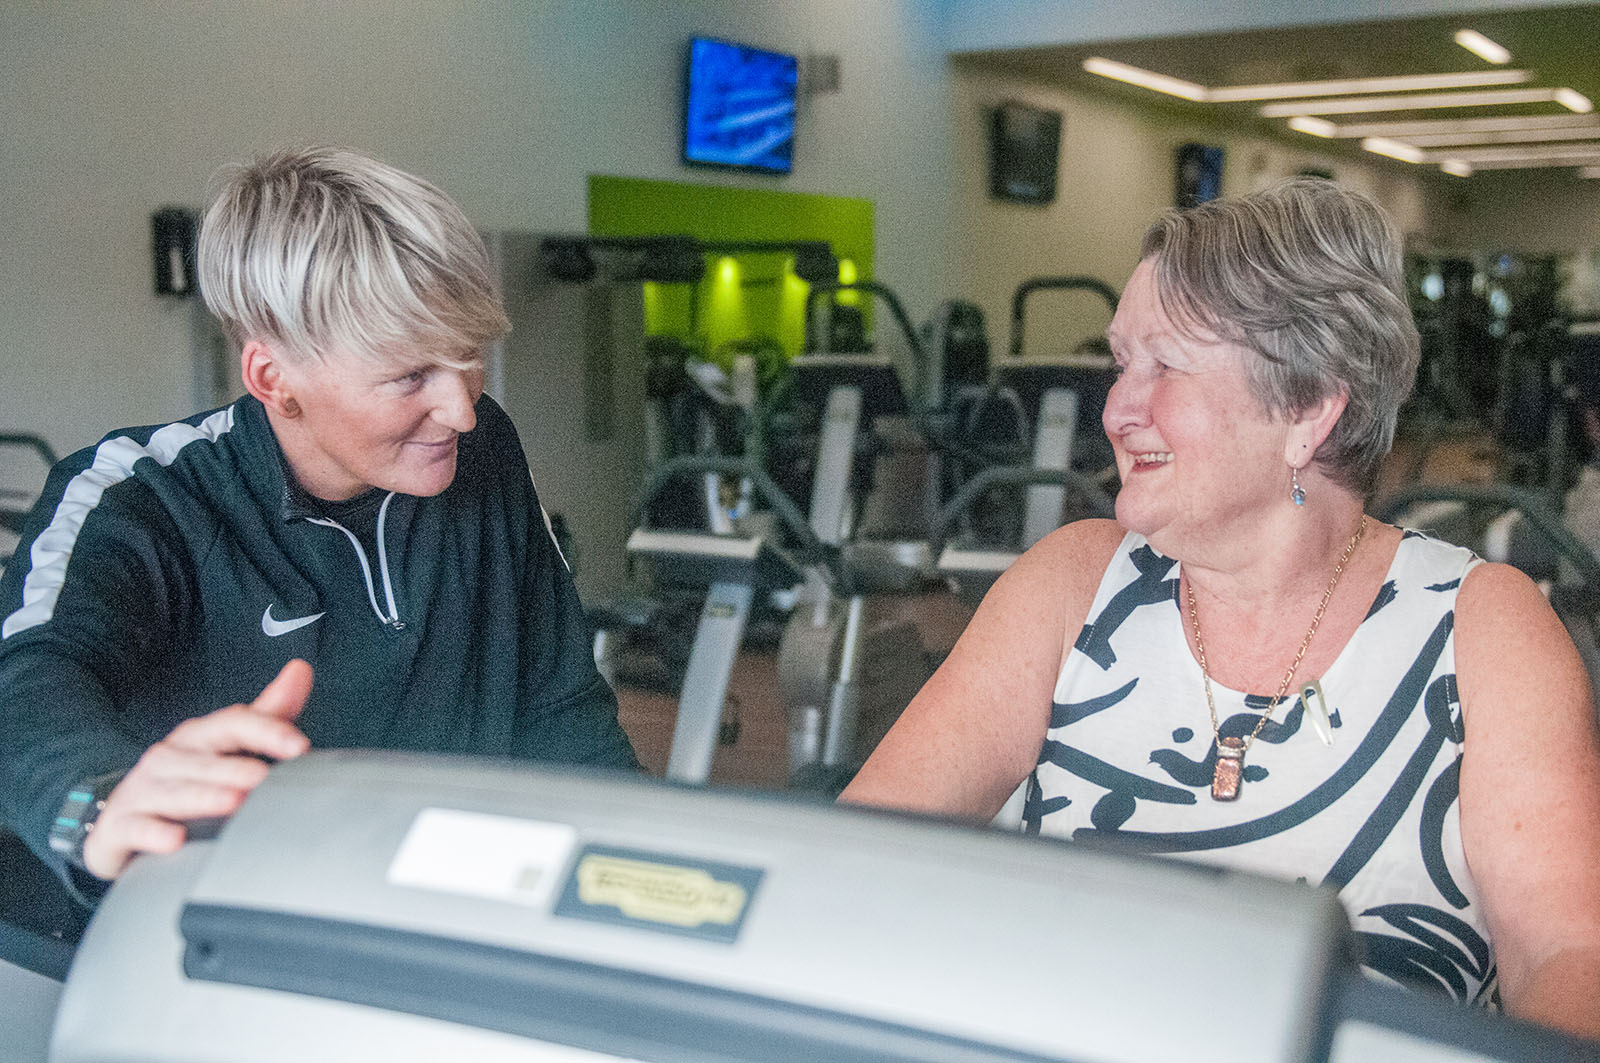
[[81, 659, 312, 880]]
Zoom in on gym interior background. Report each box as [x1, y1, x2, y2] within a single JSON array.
[[5, 0, 1600, 771]]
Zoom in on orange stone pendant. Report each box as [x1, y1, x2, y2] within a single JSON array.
[[1212, 736, 1245, 801]]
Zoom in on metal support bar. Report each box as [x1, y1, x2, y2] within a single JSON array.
[[664, 581, 755, 784], [1021, 387, 1079, 548]]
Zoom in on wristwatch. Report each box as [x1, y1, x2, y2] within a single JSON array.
[[47, 771, 126, 871]]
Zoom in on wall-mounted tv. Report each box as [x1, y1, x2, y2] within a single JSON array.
[[683, 37, 798, 175]]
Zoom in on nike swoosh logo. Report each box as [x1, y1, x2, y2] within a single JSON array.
[[262, 604, 325, 638]]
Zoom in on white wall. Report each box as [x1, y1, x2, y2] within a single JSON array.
[[0, 0, 954, 458], [946, 63, 1436, 355]]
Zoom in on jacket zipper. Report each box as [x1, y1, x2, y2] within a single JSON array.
[[305, 492, 405, 630]]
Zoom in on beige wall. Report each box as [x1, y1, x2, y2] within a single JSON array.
[[947, 63, 1437, 356], [1440, 170, 1600, 256], [0, 0, 954, 459]]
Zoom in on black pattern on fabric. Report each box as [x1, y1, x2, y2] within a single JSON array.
[[1419, 757, 1469, 909], [1032, 530, 1489, 1002], [1072, 546, 1177, 670], [1049, 678, 1138, 728], [1066, 613, 1454, 851], [1366, 579, 1397, 620], [1356, 904, 1492, 999], [1323, 673, 1461, 889]]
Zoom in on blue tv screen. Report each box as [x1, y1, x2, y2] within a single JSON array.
[[683, 37, 798, 175]]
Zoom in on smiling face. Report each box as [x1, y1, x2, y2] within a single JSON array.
[[270, 348, 485, 501], [1103, 257, 1296, 556]]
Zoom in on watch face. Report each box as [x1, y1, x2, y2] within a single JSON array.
[[47, 772, 122, 864]]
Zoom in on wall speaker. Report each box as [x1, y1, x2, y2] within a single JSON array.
[[152, 207, 199, 297], [989, 102, 1061, 205]]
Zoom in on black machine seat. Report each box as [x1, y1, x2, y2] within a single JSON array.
[[786, 353, 909, 420]]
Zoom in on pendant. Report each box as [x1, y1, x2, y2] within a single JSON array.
[[1302, 679, 1334, 746], [1212, 736, 1245, 801]]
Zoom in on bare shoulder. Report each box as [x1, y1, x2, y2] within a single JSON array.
[[1011, 518, 1127, 607], [975, 518, 1127, 652], [1454, 559, 1588, 721], [1456, 559, 1566, 645]]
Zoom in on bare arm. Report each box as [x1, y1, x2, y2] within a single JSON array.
[[1455, 562, 1600, 1040], [841, 520, 1125, 820]]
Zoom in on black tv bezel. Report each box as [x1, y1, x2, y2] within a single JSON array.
[[681, 35, 799, 177]]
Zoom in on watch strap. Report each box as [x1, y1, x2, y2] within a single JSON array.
[[48, 771, 126, 871]]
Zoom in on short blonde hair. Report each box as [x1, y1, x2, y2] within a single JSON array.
[[1140, 178, 1420, 494], [198, 147, 509, 368]]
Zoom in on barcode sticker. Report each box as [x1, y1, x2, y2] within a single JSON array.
[[387, 808, 577, 908]]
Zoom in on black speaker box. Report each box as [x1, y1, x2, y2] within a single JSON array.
[[152, 207, 199, 297], [989, 102, 1061, 205]]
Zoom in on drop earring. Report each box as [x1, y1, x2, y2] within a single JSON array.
[[1291, 466, 1306, 506]]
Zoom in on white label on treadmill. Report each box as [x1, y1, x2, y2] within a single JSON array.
[[387, 808, 577, 907]]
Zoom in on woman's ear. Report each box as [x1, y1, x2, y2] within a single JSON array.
[[1285, 389, 1348, 468], [240, 340, 301, 418]]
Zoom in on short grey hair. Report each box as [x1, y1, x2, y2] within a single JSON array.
[[198, 146, 510, 368], [1140, 178, 1419, 494]]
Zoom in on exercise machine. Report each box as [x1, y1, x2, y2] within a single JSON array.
[[936, 277, 1120, 600], [31, 750, 1597, 1062]]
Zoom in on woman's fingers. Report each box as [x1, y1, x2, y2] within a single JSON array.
[[78, 662, 317, 879]]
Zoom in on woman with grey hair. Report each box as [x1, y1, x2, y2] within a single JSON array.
[[0, 147, 637, 908], [843, 179, 1600, 1038]]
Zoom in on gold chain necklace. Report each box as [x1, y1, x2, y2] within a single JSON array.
[[1186, 516, 1368, 801]]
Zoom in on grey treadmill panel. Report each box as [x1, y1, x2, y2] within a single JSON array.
[[55, 751, 1350, 1063], [0, 957, 59, 1063], [1327, 971, 1599, 1062]]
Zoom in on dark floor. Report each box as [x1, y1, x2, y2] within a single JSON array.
[[612, 590, 975, 788]]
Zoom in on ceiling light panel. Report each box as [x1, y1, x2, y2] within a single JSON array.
[[1288, 116, 1338, 137], [1207, 69, 1529, 102], [1454, 30, 1511, 65], [1362, 137, 1426, 163], [1440, 161, 1473, 177], [1423, 143, 1600, 164], [1332, 114, 1600, 138], [1556, 89, 1596, 113], [1399, 126, 1600, 147], [1081, 58, 1206, 101], [1261, 88, 1578, 117], [1460, 155, 1600, 170]]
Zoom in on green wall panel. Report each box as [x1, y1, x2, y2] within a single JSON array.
[[588, 175, 874, 360]]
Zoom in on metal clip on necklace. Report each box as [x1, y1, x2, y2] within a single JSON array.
[[1187, 516, 1367, 801]]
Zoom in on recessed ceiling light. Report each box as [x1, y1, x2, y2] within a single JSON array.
[[1454, 30, 1511, 65], [1399, 126, 1600, 147], [1362, 137, 1426, 163], [1262, 88, 1581, 117], [1440, 161, 1473, 177], [1081, 59, 1536, 107], [1207, 69, 1529, 102], [1424, 142, 1600, 164], [1556, 89, 1595, 114], [1081, 58, 1206, 101], [1288, 116, 1338, 137], [1333, 114, 1600, 138], [1461, 155, 1600, 170]]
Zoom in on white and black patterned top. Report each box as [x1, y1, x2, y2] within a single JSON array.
[[1026, 529, 1496, 1004]]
